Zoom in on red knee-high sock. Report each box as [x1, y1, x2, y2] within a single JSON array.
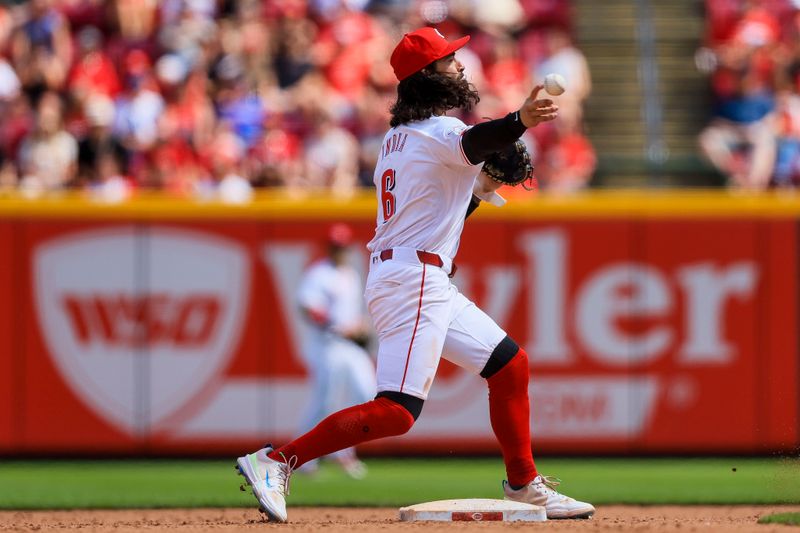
[[268, 397, 414, 467], [487, 349, 537, 487]]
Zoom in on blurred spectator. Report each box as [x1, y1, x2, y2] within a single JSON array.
[[772, 85, 800, 186], [215, 66, 266, 147], [113, 0, 157, 43], [200, 120, 249, 196], [86, 150, 134, 202], [217, 171, 254, 203], [67, 26, 121, 102], [158, 0, 217, 68], [0, 96, 34, 174], [353, 85, 393, 186], [0, 5, 15, 51], [11, 0, 73, 99], [18, 91, 77, 192], [247, 112, 303, 187], [157, 59, 215, 149], [147, 127, 204, 193], [0, 57, 22, 102], [698, 65, 776, 189], [473, 0, 525, 33], [533, 118, 597, 193], [235, 1, 275, 87], [77, 94, 127, 186], [537, 27, 591, 126], [113, 51, 164, 151], [729, 0, 782, 48], [699, 0, 785, 189], [485, 35, 531, 112], [274, 18, 318, 88], [315, 9, 382, 102], [60, 0, 108, 34], [520, 0, 573, 30], [300, 105, 360, 195]]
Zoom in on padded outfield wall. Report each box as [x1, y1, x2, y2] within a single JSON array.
[[0, 191, 797, 455]]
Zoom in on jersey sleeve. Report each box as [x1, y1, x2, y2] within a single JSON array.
[[425, 116, 477, 168], [297, 265, 329, 316]]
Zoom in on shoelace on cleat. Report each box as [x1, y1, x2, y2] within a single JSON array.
[[276, 452, 299, 495], [535, 475, 566, 497]]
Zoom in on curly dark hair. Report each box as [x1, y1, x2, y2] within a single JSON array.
[[389, 68, 480, 127]]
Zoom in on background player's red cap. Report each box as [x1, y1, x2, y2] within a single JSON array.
[[390, 27, 470, 81], [327, 223, 354, 247]]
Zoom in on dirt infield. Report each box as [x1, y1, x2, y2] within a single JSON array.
[[1, 506, 798, 532]]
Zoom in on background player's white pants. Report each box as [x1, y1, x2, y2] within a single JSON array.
[[298, 335, 376, 463], [365, 251, 507, 400]]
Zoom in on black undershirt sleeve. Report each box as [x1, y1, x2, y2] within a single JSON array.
[[465, 194, 481, 219], [461, 111, 528, 165]]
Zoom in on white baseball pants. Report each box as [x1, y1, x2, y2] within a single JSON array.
[[366, 247, 506, 400]]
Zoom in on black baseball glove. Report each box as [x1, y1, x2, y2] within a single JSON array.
[[481, 140, 537, 190]]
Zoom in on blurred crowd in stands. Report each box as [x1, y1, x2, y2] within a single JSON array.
[[698, 0, 800, 189], [0, 0, 594, 202]]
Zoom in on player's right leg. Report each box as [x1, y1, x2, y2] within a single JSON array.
[[328, 342, 377, 479], [236, 393, 420, 521], [236, 257, 445, 520]]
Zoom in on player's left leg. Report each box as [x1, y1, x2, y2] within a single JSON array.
[[268, 394, 416, 467], [238, 260, 448, 521], [441, 295, 595, 519]]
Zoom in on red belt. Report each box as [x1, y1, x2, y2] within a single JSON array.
[[379, 249, 457, 278]]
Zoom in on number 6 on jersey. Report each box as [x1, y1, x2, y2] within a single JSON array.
[[381, 168, 396, 222]]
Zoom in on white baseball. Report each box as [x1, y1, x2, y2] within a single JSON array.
[[544, 73, 566, 96]]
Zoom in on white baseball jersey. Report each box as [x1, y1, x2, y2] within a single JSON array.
[[297, 259, 364, 335], [366, 115, 481, 261], [364, 115, 507, 400]]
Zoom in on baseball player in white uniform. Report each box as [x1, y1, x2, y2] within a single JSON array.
[[295, 223, 375, 479], [236, 27, 595, 523]]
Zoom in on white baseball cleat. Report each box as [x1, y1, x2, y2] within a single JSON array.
[[503, 475, 595, 519], [236, 446, 297, 522]]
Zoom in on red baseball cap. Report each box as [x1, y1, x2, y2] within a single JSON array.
[[327, 223, 354, 247], [390, 27, 470, 81]]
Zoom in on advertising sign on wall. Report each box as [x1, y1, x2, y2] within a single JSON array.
[[1, 211, 797, 455]]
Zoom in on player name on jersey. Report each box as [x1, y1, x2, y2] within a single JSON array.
[[381, 132, 408, 159]]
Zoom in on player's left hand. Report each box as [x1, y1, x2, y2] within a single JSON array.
[[518, 85, 559, 128], [346, 331, 372, 349], [475, 171, 502, 195], [340, 325, 372, 349]]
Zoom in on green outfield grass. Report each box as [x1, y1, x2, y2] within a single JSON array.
[[0, 457, 798, 509], [759, 512, 800, 525]]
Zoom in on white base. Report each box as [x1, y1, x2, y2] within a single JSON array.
[[399, 498, 547, 522]]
